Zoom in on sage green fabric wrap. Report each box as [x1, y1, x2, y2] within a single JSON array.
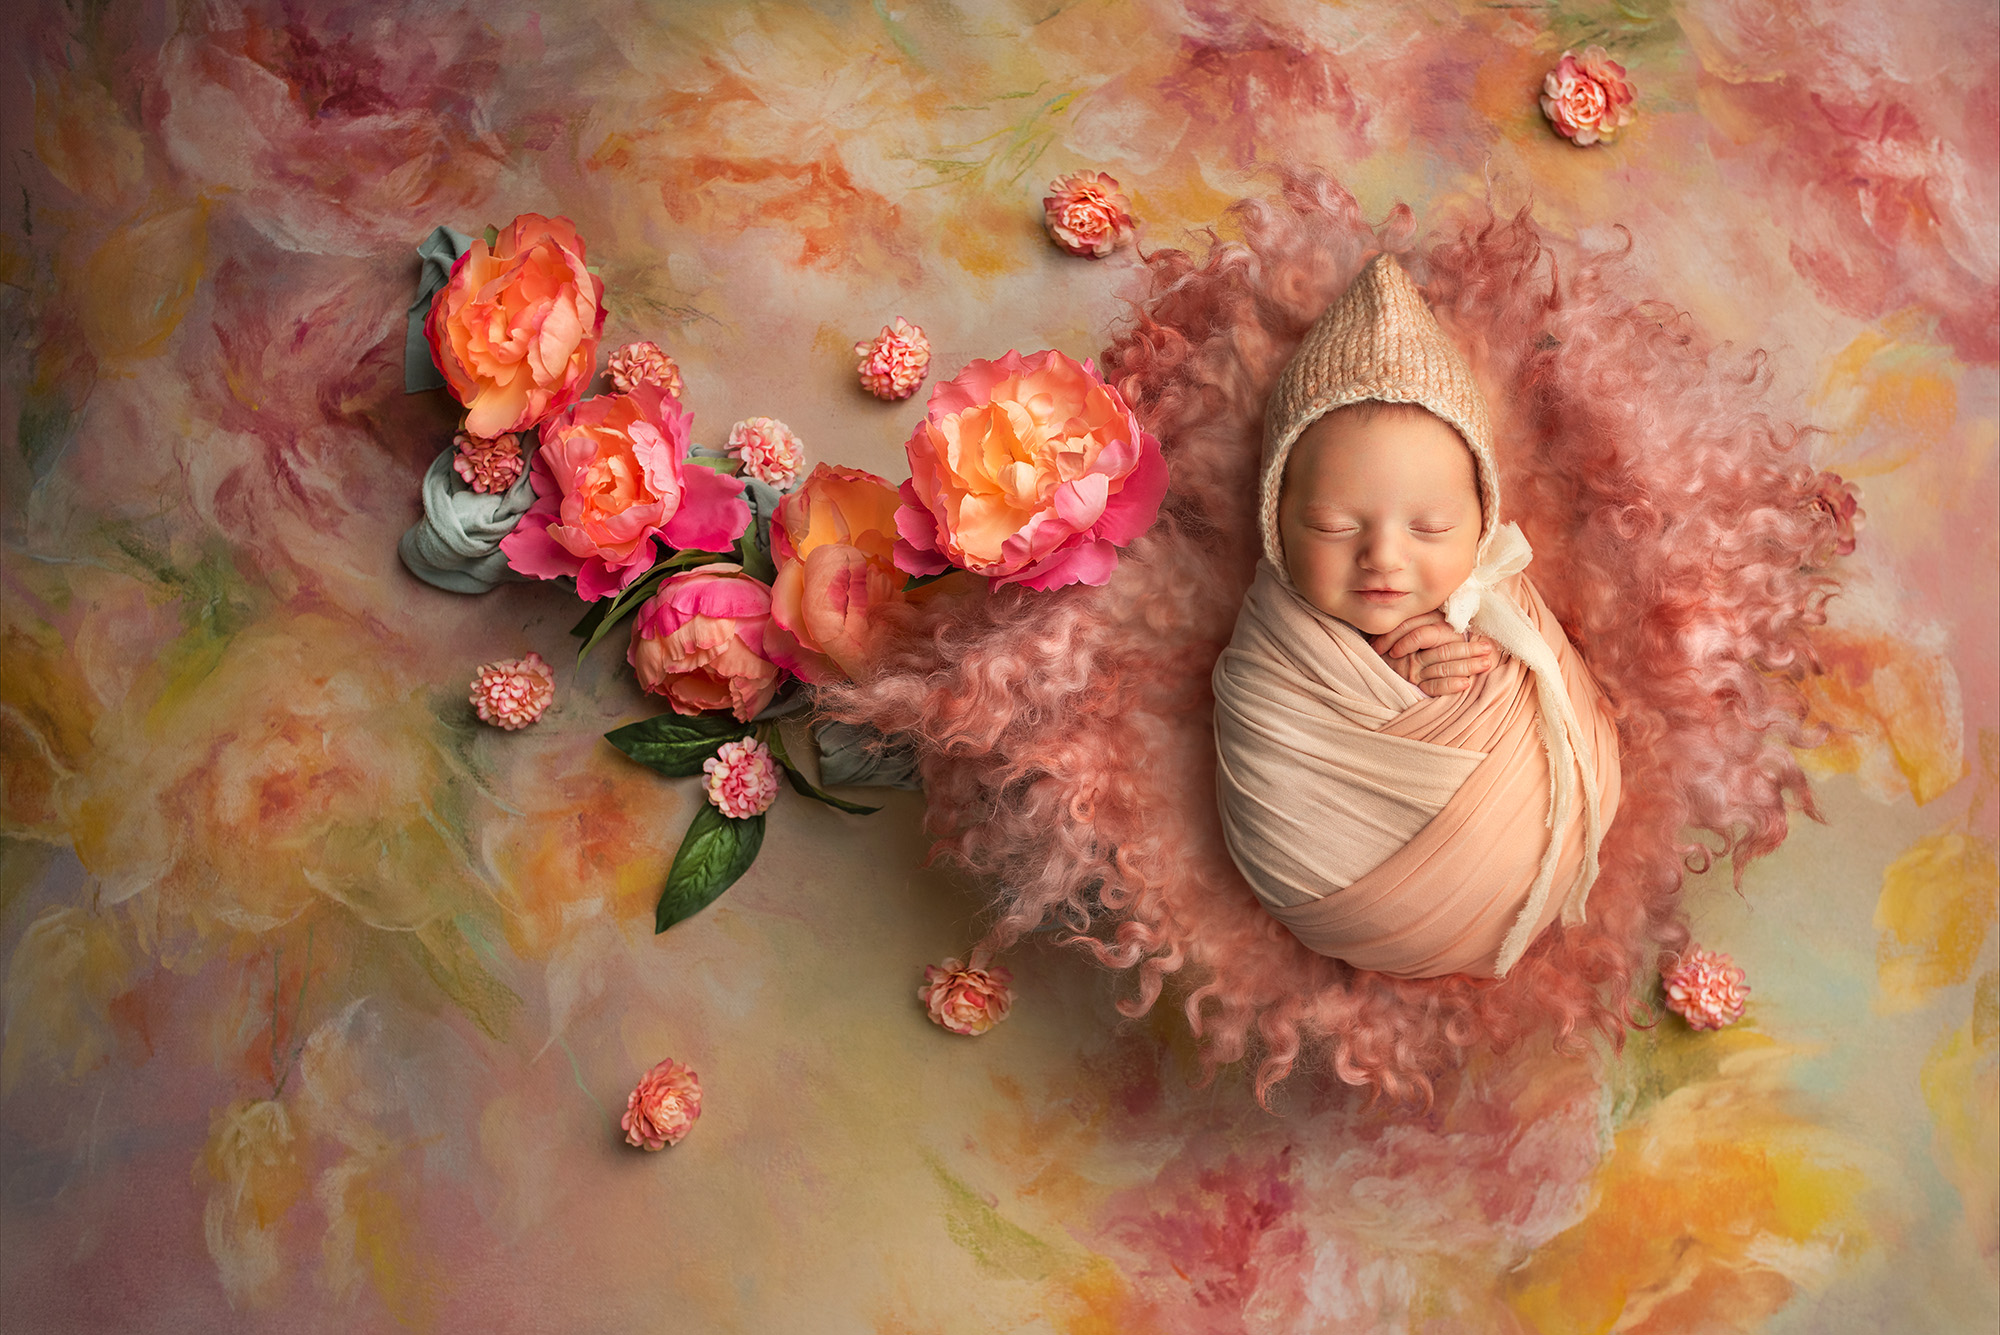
[[398, 448, 536, 594], [405, 225, 473, 394]]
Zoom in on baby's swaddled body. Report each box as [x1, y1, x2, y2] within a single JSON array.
[[1213, 253, 1623, 979], [1214, 561, 1621, 979]]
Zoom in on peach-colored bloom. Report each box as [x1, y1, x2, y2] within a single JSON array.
[[606, 340, 684, 398], [765, 464, 906, 683], [1540, 47, 1638, 147], [1806, 472, 1863, 562], [702, 737, 781, 818], [452, 430, 525, 494], [628, 566, 786, 722], [500, 386, 750, 601], [470, 652, 556, 729], [1662, 947, 1750, 1030], [1042, 172, 1135, 258], [854, 318, 931, 401], [725, 416, 806, 490], [425, 213, 606, 437], [919, 953, 1015, 1036], [621, 1057, 702, 1150], [895, 349, 1168, 591]]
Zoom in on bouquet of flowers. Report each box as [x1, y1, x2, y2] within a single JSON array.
[[402, 213, 1166, 935]]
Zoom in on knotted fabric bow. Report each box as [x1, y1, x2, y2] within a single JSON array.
[[1441, 521, 1604, 972]]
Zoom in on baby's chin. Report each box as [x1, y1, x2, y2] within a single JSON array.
[[1319, 594, 1449, 637]]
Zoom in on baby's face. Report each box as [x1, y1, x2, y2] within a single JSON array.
[[1278, 402, 1482, 635]]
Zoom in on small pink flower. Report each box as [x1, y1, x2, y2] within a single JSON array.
[[1662, 947, 1750, 1030], [621, 1057, 702, 1150], [1540, 47, 1638, 146], [726, 417, 806, 490], [470, 652, 556, 730], [607, 341, 685, 398], [1042, 172, 1135, 259], [702, 737, 781, 819], [452, 430, 525, 494], [854, 318, 932, 401], [919, 952, 1015, 1036], [1806, 471, 1863, 563]]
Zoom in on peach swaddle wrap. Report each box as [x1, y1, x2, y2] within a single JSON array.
[[1212, 554, 1622, 979]]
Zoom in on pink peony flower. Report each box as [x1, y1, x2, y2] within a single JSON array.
[[702, 736, 781, 818], [1806, 471, 1863, 563], [628, 565, 787, 722], [621, 1057, 702, 1150], [854, 318, 932, 401], [765, 464, 906, 684], [725, 416, 806, 490], [452, 430, 525, 494], [500, 385, 751, 601], [1662, 947, 1750, 1030], [1540, 46, 1638, 147], [607, 340, 685, 398], [425, 214, 606, 438], [470, 652, 556, 729], [894, 349, 1169, 591], [1042, 172, 1135, 258], [919, 952, 1015, 1036]]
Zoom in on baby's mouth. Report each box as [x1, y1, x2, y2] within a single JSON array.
[[1355, 588, 1407, 603]]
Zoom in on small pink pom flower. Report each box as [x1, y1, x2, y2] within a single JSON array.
[[452, 430, 525, 494], [726, 416, 806, 489], [702, 736, 781, 819], [607, 341, 685, 398], [1042, 172, 1135, 259], [469, 652, 555, 730], [1806, 471, 1864, 563], [621, 1057, 702, 1150], [919, 952, 1015, 1036], [854, 318, 932, 401], [1662, 947, 1750, 1030], [1540, 46, 1638, 147]]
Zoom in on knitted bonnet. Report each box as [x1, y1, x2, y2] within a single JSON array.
[[1258, 254, 1499, 572]]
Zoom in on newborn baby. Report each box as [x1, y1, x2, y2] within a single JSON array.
[[1212, 255, 1622, 979]]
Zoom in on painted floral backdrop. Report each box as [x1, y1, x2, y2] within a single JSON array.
[[3, 0, 1995, 1330]]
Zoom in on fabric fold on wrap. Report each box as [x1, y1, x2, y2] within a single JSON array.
[[1213, 551, 1621, 979]]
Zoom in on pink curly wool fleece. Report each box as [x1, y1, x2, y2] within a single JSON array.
[[820, 174, 1854, 1104]]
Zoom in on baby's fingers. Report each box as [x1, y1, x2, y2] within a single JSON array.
[[1376, 621, 1463, 660]]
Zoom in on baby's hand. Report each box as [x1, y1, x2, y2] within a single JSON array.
[[1369, 612, 1501, 696]]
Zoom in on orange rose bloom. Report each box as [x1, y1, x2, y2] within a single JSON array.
[[764, 464, 906, 683], [425, 213, 606, 438]]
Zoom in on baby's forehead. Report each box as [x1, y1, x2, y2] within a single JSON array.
[[1285, 402, 1480, 497]]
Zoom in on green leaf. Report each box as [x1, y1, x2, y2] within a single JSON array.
[[684, 455, 742, 474], [902, 570, 953, 592], [767, 726, 882, 815], [735, 529, 776, 583], [607, 712, 754, 777], [569, 598, 613, 642], [656, 806, 765, 932], [482, 224, 499, 250]]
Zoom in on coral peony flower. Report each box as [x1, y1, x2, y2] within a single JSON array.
[[500, 385, 750, 601], [1540, 46, 1638, 147], [628, 566, 786, 722], [894, 349, 1169, 591], [765, 464, 906, 683], [1805, 472, 1863, 563], [854, 318, 932, 401], [1662, 947, 1750, 1030], [919, 953, 1015, 1036], [452, 430, 525, 494], [725, 416, 806, 490], [607, 340, 684, 398], [470, 652, 556, 729], [425, 213, 606, 437], [1042, 172, 1136, 258], [621, 1057, 702, 1150], [702, 737, 781, 818]]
